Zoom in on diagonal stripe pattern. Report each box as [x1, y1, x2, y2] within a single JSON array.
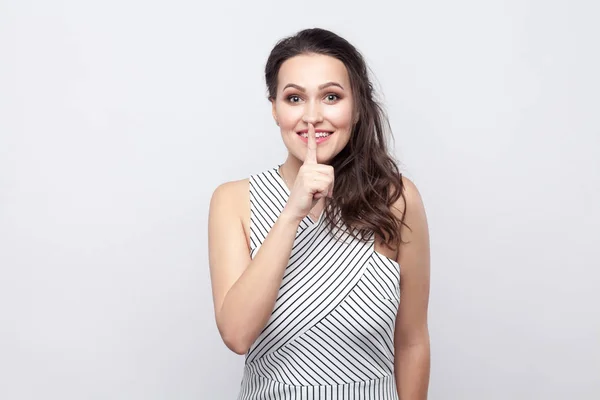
[[239, 166, 401, 399]]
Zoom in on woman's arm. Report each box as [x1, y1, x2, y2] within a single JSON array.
[[208, 179, 302, 355], [393, 176, 431, 399]]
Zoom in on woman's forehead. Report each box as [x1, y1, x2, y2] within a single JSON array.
[[278, 54, 350, 90]]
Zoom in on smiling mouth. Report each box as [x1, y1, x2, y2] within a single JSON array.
[[297, 131, 334, 138], [296, 131, 334, 144]]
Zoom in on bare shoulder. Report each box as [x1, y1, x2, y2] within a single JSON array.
[[209, 178, 250, 221], [391, 176, 430, 268], [209, 178, 251, 247], [375, 176, 426, 259], [390, 176, 427, 228], [211, 178, 250, 207]]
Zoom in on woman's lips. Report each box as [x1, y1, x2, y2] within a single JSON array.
[[296, 131, 334, 144]]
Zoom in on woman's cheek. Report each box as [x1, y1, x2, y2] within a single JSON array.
[[280, 108, 303, 128], [328, 102, 353, 121]]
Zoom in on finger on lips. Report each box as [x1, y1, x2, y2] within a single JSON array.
[[304, 123, 317, 165]]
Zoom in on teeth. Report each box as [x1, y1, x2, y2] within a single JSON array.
[[300, 132, 332, 138]]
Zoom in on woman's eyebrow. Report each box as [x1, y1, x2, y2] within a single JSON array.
[[282, 82, 345, 91]]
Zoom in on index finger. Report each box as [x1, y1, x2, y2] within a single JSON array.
[[304, 123, 317, 164]]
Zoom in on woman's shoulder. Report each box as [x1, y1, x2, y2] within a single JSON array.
[[211, 178, 249, 204], [211, 166, 277, 200], [392, 175, 424, 218], [390, 175, 428, 242], [209, 178, 250, 223], [391, 176, 424, 216]]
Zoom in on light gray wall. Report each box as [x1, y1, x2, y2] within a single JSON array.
[[1, 0, 598, 399]]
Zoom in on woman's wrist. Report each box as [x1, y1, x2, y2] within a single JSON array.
[[279, 208, 304, 225]]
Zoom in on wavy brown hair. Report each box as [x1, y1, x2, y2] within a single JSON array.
[[265, 28, 410, 250]]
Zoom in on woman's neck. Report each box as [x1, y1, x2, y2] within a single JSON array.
[[280, 156, 303, 186]]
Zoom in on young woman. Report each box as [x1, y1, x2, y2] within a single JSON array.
[[208, 28, 431, 399]]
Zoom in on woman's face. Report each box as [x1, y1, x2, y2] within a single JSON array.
[[272, 53, 355, 165]]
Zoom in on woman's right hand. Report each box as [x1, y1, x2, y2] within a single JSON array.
[[282, 122, 335, 222]]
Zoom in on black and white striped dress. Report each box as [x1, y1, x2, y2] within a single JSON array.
[[238, 165, 401, 399]]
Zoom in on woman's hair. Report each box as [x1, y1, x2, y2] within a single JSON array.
[[265, 27, 409, 250]]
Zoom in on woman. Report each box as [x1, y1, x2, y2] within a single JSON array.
[[208, 28, 431, 399]]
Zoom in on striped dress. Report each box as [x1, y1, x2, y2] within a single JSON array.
[[238, 165, 401, 399]]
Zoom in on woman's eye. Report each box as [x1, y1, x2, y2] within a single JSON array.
[[286, 94, 339, 103]]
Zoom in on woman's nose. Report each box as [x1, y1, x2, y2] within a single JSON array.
[[301, 103, 323, 124]]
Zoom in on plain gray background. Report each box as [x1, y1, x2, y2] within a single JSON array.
[[1, 0, 598, 399]]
